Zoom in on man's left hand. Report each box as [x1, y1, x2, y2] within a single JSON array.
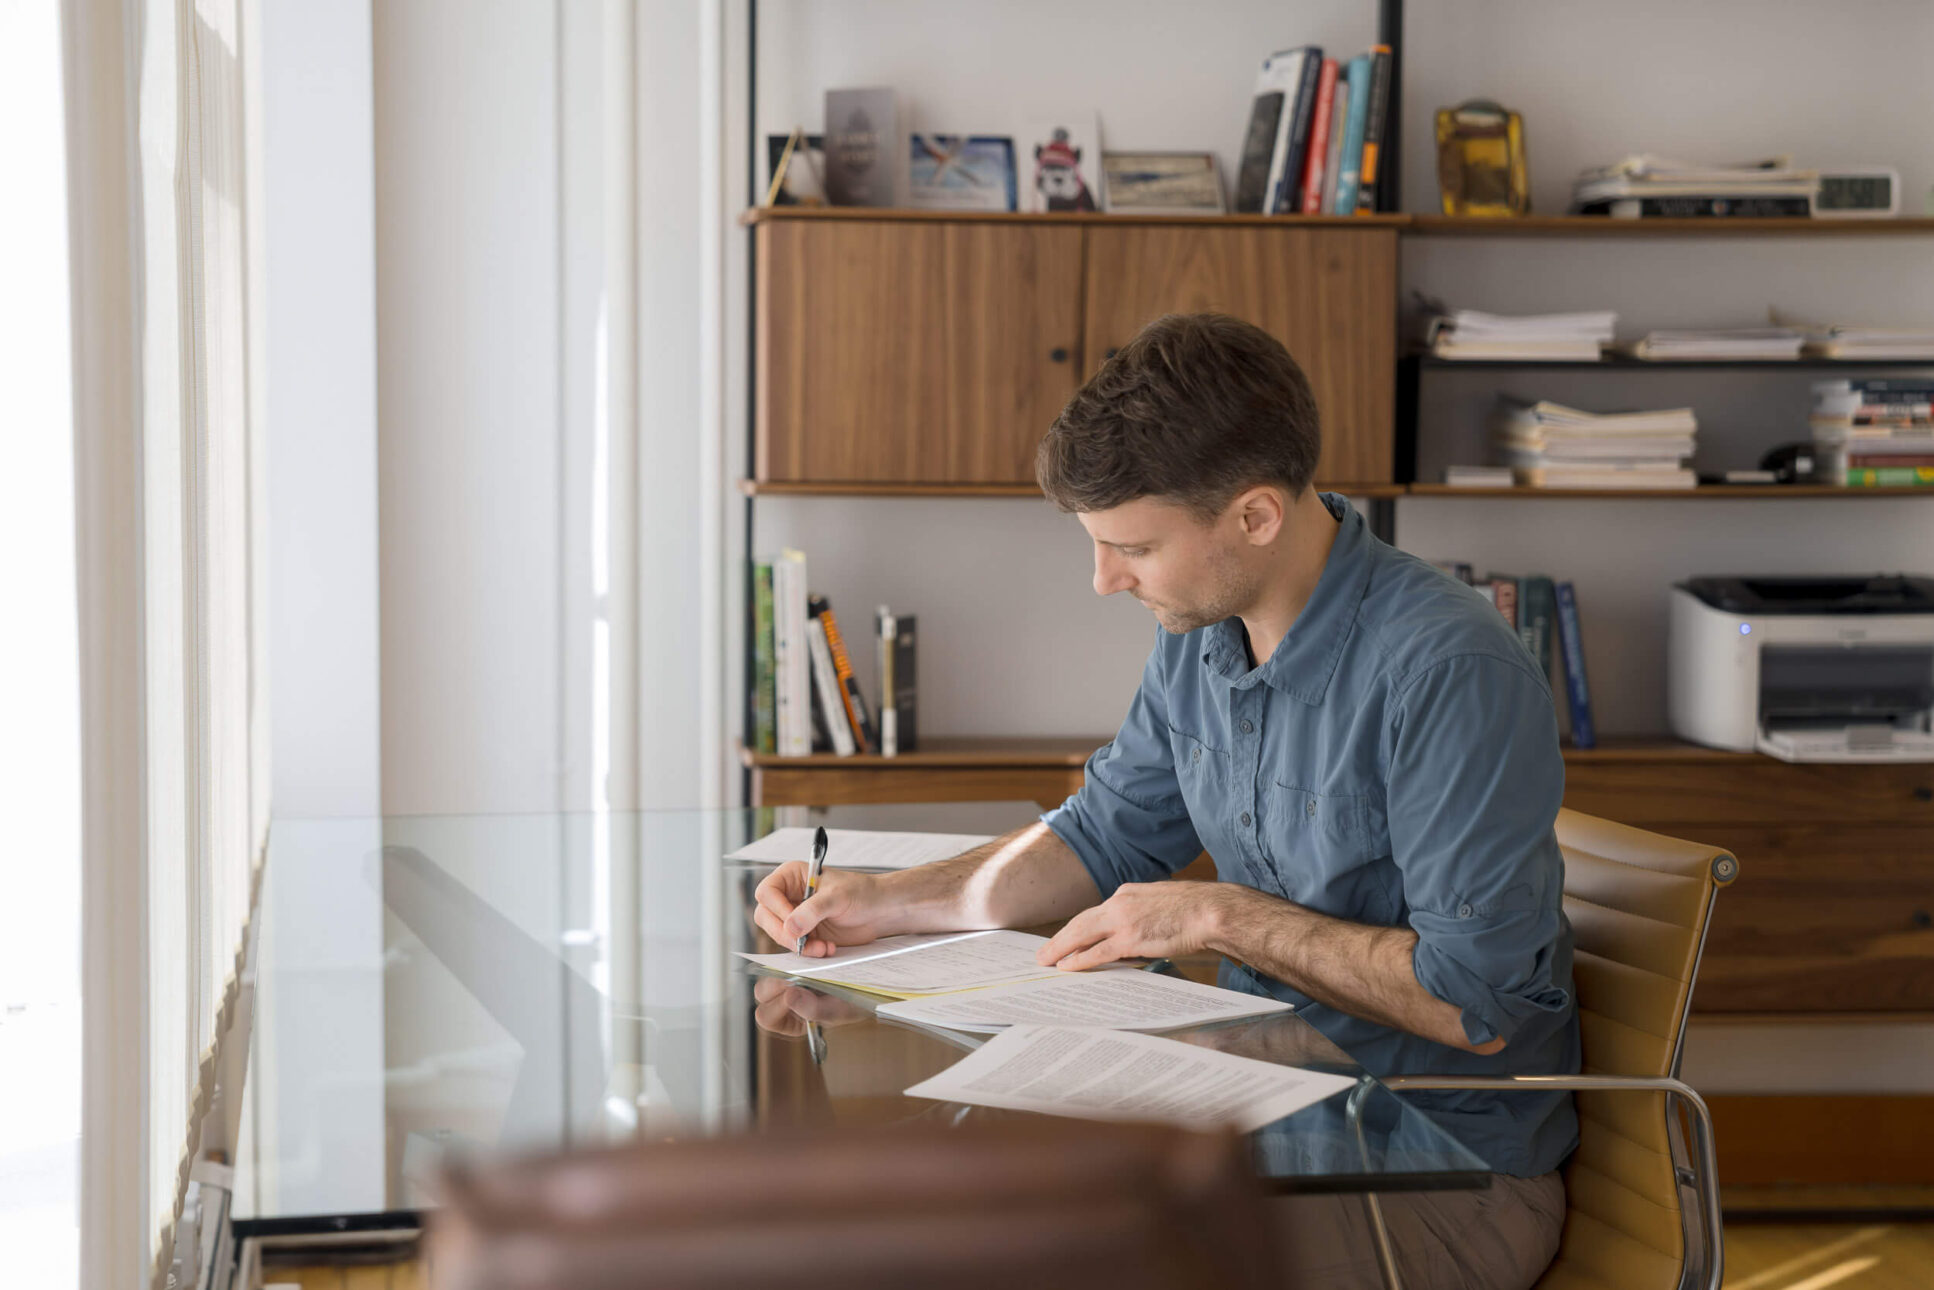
[[1036, 881, 1252, 971]]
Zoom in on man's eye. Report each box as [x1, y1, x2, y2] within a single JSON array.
[[1120, 548, 1146, 558]]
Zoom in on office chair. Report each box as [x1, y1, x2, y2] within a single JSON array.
[[427, 1117, 1281, 1290], [1363, 807, 1739, 1290]]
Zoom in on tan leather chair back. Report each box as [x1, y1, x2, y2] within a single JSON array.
[[1541, 808, 1737, 1290]]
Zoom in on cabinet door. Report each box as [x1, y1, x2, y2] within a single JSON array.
[[757, 220, 1084, 483], [1081, 226, 1397, 487]]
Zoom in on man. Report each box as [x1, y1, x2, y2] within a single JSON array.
[[753, 313, 1577, 1288]]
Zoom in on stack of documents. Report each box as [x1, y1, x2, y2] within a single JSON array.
[[1570, 154, 1817, 217], [1494, 398, 1699, 489], [1622, 328, 1804, 361], [1802, 325, 1934, 361], [1427, 309, 1616, 361], [904, 1024, 1357, 1133]]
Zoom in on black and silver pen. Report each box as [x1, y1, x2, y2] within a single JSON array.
[[794, 825, 829, 954]]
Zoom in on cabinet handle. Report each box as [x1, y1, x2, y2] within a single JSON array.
[[1104, 347, 1119, 360], [1048, 347, 1070, 363], [1913, 910, 1933, 930], [1914, 786, 1933, 802]]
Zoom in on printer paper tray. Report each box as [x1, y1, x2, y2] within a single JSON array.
[[1756, 728, 1934, 763]]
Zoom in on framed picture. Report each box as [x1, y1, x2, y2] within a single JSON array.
[[766, 132, 826, 206], [1102, 152, 1226, 215], [1020, 116, 1102, 213], [908, 134, 1017, 211]]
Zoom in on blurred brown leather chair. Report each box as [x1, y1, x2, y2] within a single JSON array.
[[1368, 808, 1739, 1290], [428, 1117, 1280, 1290]]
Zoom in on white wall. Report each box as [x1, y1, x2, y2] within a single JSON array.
[[753, 0, 1934, 1092]]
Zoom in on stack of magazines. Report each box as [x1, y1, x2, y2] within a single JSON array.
[[1810, 379, 1934, 487], [1621, 328, 1804, 361], [1427, 309, 1616, 361], [1571, 154, 1817, 218], [1494, 398, 1699, 489], [1801, 324, 1934, 360]]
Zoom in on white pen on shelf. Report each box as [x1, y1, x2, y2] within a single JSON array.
[[795, 825, 830, 954]]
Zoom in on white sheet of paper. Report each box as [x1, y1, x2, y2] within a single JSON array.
[[737, 929, 1064, 997], [724, 827, 994, 870], [878, 969, 1291, 1033], [904, 1023, 1357, 1132]]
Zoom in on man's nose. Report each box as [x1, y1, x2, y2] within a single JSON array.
[[1093, 550, 1133, 597]]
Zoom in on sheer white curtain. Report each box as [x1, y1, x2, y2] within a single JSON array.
[[65, 0, 265, 1282]]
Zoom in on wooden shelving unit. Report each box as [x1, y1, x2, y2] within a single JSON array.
[[1410, 214, 1934, 237], [743, 479, 1413, 499]]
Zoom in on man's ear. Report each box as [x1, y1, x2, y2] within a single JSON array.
[[1232, 486, 1286, 546]]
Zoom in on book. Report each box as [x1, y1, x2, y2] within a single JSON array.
[[1297, 58, 1339, 215], [1846, 466, 1934, 487], [1576, 195, 1812, 218], [824, 87, 897, 206], [1554, 581, 1596, 750], [751, 562, 776, 754], [1233, 52, 1301, 214], [1267, 47, 1323, 215], [772, 550, 812, 756], [1489, 576, 1518, 630], [811, 595, 877, 753], [876, 606, 899, 757], [1518, 576, 1557, 683], [1318, 62, 1350, 214], [1329, 53, 1373, 215], [889, 612, 917, 752], [805, 616, 857, 756], [1353, 44, 1393, 213]]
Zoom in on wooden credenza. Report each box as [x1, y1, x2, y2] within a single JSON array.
[[751, 209, 1399, 490]]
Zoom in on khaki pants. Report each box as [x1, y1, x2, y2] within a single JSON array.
[[1272, 1171, 1565, 1289]]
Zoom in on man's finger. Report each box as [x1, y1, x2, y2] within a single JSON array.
[[753, 997, 804, 1037], [755, 863, 805, 918], [1039, 908, 1107, 965], [751, 905, 786, 946], [1054, 938, 1124, 973], [782, 889, 841, 942]]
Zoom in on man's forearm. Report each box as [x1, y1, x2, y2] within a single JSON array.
[[1204, 886, 1501, 1055], [879, 822, 1100, 933]]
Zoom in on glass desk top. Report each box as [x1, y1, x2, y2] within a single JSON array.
[[232, 803, 1492, 1235]]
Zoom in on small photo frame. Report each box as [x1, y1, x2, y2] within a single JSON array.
[[766, 132, 826, 206], [1102, 152, 1226, 215], [1021, 116, 1102, 213], [908, 135, 1017, 212]]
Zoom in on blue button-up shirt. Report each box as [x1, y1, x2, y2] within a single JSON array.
[[1044, 492, 1580, 1177]]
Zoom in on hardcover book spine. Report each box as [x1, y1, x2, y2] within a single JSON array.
[[1521, 576, 1557, 683], [1846, 465, 1934, 486], [1330, 54, 1373, 216], [1554, 581, 1597, 750], [752, 562, 776, 754], [1298, 59, 1339, 215], [1271, 49, 1323, 214], [1354, 44, 1392, 213], [1319, 65, 1350, 214], [876, 606, 898, 758], [815, 599, 876, 753], [893, 614, 918, 752], [806, 616, 856, 756]]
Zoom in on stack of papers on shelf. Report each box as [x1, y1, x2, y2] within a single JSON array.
[[1622, 328, 1804, 361], [903, 1024, 1357, 1132], [1571, 154, 1817, 216], [1494, 399, 1699, 489], [1427, 309, 1616, 361], [1801, 325, 1934, 361]]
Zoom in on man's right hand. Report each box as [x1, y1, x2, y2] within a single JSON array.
[[751, 861, 897, 957]]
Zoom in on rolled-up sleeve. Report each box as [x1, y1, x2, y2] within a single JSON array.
[[1042, 638, 1203, 898], [1386, 653, 1572, 1048]]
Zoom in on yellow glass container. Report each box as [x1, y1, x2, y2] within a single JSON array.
[[1435, 100, 1529, 217]]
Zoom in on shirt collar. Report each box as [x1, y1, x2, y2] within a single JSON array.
[[1200, 492, 1373, 705]]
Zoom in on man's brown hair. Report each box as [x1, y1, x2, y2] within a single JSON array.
[[1035, 312, 1321, 520]]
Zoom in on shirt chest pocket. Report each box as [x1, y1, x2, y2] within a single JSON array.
[[1260, 784, 1393, 911]]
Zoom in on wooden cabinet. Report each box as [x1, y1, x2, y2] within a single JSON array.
[[751, 211, 1400, 488], [1082, 225, 1397, 485], [756, 218, 1084, 484], [1564, 749, 1934, 1014]]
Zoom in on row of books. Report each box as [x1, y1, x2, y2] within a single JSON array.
[[750, 550, 918, 757], [1432, 566, 1598, 749], [1234, 43, 1392, 216], [1492, 398, 1699, 490], [1810, 378, 1934, 488]]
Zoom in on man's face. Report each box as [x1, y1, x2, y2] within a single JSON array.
[[1077, 496, 1254, 635]]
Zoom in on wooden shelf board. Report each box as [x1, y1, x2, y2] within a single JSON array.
[[1415, 354, 1934, 370], [743, 480, 1411, 499], [741, 206, 1409, 230], [1560, 737, 1755, 763], [1408, 483, 1934, 500], [1409, 214, 1934, 237], [742, 735, 1107, 770]]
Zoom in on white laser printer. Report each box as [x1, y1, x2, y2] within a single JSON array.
[[1668, 574, 1934, 762]]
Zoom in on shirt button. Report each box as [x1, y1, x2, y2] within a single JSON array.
[[1305, 800, 1317, 818], [1239, 719, 1254, 734], [1192, 747, 1201, 764], [1458, 902, 1475, 918], [1240, 812, 1252, 827]]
